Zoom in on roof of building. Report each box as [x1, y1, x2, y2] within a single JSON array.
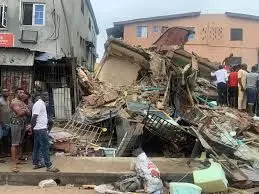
[[85, 0, 99, 35], [225, 12, 259, 21], [112, 12, 259, 27], [113, 12, 201, 26]]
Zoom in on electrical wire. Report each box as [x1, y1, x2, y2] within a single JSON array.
[[47, 0, 60, 40]]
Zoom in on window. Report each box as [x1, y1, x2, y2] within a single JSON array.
[[187, 27, 196, 41], [89, 18, 91, 31], [230, 57, 242, 66], [161, 26, 169, 34], [188, 33, 196, 41], [22, 3, 45, 25], [136, 26, 148, 38], [0, 3, 7, 28], [231, 28, 243, 41], [81, 0, 84, 15], [153, 26, 160, 33]]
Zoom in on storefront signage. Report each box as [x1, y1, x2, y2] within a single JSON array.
[[0, 33, 14, 47]]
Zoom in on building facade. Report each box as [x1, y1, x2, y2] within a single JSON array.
[[0, 0, 98, 69], [0, 0, 99, 120], [108, 12, 259, 67]]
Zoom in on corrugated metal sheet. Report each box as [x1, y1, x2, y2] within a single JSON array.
[[153, 27, 193, 47]]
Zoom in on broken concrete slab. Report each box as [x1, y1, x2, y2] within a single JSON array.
[[97, 39, 150, 86]]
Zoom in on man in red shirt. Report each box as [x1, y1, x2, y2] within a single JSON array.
[[228, 66, 239, 107]]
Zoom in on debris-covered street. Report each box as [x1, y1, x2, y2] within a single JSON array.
[[0, 186, 95, 194]]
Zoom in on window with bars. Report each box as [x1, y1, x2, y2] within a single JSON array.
[[136, 26, 148, 38], [161, 26, 169, 34], [22, 3, 45, 26], [153, 26, 160, 33], [0, 4, 7, 28]]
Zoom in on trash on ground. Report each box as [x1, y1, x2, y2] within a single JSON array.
[[38, 179, 58, 188]]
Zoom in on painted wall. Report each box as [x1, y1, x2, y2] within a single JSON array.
[[0, 0, 97, 69], [123, 14, 259, 67], [98, 56, 141, 86]]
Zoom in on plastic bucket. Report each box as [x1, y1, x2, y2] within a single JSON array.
[[102, 148, 116, 157]]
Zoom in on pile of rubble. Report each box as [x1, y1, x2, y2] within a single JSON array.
[[49, 37, 259, 189]]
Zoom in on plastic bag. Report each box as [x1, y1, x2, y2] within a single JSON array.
[[135, 152, 163, 194], [38, 179, 57, 188]]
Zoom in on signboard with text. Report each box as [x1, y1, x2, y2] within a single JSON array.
[[0, 33, 14, 47]]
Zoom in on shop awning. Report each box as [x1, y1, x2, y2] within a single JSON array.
[[0, 48, 34, 66]]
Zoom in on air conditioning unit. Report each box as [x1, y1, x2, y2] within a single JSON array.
[[19, 30, 38, 44]]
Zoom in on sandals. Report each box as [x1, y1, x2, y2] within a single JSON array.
[[47, 166, 60, 173], [18, 157, 28, 161], [33, 165, 46, 170], [11, 167, 20, 173]]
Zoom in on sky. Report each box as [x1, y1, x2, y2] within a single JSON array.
[[91, 0, 259, 61]]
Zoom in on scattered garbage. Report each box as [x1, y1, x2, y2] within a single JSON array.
[[38, 179, 58, 188], [80, 185, 96, 190], [133, 148, 163, 194], [95, 184, 120, 194], [114, 175, 142, 192]]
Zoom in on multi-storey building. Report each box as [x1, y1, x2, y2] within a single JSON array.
[[0, 0, 99, 119], [108, 12, 259, 67]]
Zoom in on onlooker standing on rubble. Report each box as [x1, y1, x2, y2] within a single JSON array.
[[222, 53, 234, 73], [228, 66, 239, 108], [246, 66, 259, 115], [238, 64, 248, 111], [211, 65, 228, 106], [10, 88, 30, 172], [31, 91, 59, 172]]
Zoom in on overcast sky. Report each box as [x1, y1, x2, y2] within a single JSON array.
[[91, 0, 259, 61]]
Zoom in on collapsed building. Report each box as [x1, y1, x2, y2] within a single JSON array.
[[48, 27, 259, 189]]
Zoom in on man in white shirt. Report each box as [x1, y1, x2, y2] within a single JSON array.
[[211, 65, 228, 106], [31, 91, 59, 172]]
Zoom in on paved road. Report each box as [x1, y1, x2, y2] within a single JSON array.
[[0, 186, 96, 194]]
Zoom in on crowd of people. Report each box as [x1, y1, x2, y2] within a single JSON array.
[[0, 88, 59, 173], [211, 62, 259, 117]]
